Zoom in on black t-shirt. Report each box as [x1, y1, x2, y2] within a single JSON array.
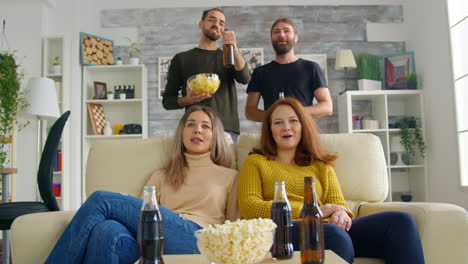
[[246, 58, 328, 110]]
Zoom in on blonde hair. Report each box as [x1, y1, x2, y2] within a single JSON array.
[[164, 106, 232, 189]]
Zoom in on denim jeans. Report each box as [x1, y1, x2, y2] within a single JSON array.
[[292, 211, 425, 264], [45, 190, 202, 264]]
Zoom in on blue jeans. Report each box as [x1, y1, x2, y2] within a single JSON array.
[[292, 211, 425, 264], [45, 191, 202, 264]]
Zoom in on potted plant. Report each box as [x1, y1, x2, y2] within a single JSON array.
[[398, 116, 426, 160], [52, 56, 61, 75], [356, 53, 382, 90], [107, 90, 114, 100], [124, 37, 141, 65], [115, 57, 123, 66], [119, 89, 126, 100], [0, 52, 29, 168], [405, 72, 418, 89]]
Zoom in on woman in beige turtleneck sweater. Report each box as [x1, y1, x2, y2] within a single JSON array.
[[45, 106, 239, 264]]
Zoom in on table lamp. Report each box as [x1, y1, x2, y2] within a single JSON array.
[[335, 49, 357, 95]]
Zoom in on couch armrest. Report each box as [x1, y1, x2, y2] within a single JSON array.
[[10, 211, 76, 264], [358, 202, 468, 264]]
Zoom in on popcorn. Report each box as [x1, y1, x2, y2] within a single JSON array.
[[195, 219, 276, 264], [187, 73, 221, 95]]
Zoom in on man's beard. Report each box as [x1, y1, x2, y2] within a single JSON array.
[[203, 26, 220, 41], [272, 38, 295, 55]]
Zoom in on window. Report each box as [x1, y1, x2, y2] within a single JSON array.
[[447, 0, 468, 186]]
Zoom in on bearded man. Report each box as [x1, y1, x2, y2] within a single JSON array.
[[163, 8, 250, 142], [245, 18, 332, 122]]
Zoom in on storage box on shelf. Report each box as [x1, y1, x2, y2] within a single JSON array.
[[338, 90, 427, 202]]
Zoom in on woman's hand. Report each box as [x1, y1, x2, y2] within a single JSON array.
[[320, 203, 351, 218], [329, 210, 352, 231]]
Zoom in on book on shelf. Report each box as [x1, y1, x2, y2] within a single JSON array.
[[53, 150, 62, 172]]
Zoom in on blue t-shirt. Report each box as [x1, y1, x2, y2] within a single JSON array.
[[246, 58, 328, 110]]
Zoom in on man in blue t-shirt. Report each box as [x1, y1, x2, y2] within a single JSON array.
[[245, 17, 332, 122]]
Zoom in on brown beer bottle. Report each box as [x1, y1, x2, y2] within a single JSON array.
[[299, 176, 324, 264], [223, 43, 235, 68], [270, 182, 294, 259]]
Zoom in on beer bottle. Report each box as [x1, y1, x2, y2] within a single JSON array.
[[299, 176, 324, 264], [223, 43, 235, 68], [138, 186, 164, 264], [271, 181, 294, 259]]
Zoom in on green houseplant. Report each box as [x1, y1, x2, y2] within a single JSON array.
[[124, 37, 141, 65], [52, 56, 61, 75], [356, 53, 382, 90], [399, 116, 426, 159], [52, 56, 60, 66], [0, 52, 29, 168]]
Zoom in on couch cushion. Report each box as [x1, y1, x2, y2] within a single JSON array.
[[86, 133, 236, 198], [86, 137, 175, 198], [237, 133, 388, 205]]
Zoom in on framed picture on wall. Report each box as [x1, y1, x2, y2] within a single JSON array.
[[382, 51, 415, 90], [80, 32, 115, 65], [158, 56, 172, 99], [296, 54, 328, 82], [93, 81, 107, 99], [239, 48, 264, 73]]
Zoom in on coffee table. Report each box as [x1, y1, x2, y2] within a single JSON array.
[[160, 250, 347, 263]]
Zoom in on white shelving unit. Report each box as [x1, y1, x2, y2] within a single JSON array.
[[81, 65, 148, 199], [338, 90, 427, 202], [41, 35, 71, 208]]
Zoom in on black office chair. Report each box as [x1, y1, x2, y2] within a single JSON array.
[[0, 111, 70, 263]]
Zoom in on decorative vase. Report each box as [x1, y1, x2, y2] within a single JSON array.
[[115, 60, 123, 66], [52, 65, 61, 75], [119, 93, 126, 100], [407, 81, 417, 90], [103, 121, 112, 136], [129, 57, 139, 65], [107, 94, 113, 100]]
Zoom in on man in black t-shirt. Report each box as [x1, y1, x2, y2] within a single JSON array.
[[245, 18, 332, 122]]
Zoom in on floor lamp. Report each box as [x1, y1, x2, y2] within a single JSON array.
[[335, 49, 357, 95], [25, 77, 61, 191]]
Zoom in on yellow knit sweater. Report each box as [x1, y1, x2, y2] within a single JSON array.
[[238, 153, 351, 220]]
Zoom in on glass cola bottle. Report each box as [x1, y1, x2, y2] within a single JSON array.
[[270, 181, 294, 259], [138, 186, 164, 264], [299, 176, 324, 264]]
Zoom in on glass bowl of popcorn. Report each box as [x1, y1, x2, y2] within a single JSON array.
[[195, 219, 276, 264], [187, 73, 221, 95]]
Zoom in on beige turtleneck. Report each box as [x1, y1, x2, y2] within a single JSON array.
[[143, 152, 240, 228]]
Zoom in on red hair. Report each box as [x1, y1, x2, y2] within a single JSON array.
[[253, 97, 337, 166]]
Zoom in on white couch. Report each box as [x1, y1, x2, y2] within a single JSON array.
[[10, 133, 468, 264]]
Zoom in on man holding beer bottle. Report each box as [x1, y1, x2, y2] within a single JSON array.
[[162, 8, 251, 143]]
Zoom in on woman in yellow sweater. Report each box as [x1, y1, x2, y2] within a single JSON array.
[[46, 106, 239, 263], [238, 98, 424, 264]]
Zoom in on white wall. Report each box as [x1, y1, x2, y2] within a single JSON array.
[[404, 0, 467, 209], [0, 0, 46, 201]]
